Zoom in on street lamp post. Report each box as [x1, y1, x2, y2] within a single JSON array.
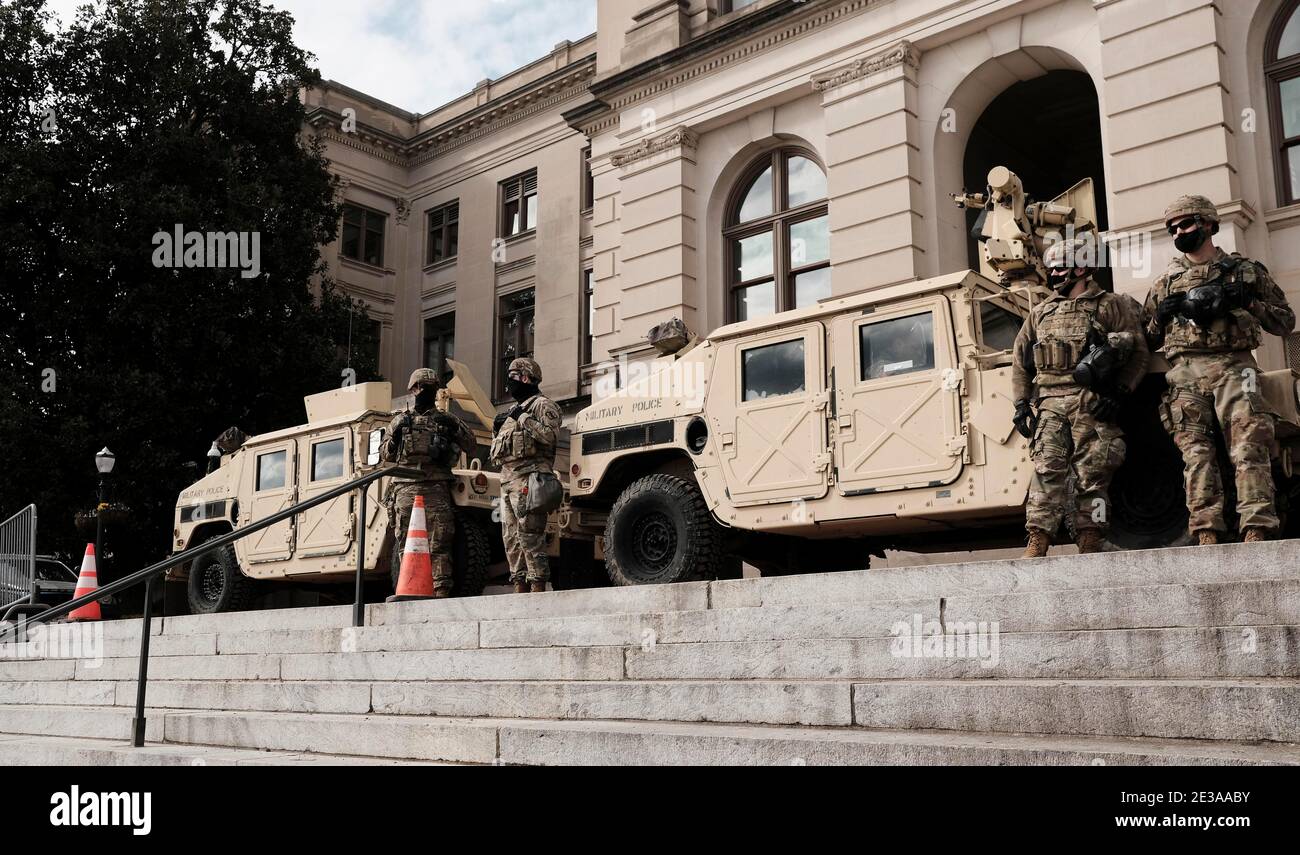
[[94, 447, 115, 574]]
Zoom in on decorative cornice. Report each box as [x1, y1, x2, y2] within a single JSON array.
[[811, 39, 920, 91], [593, 0, 894, 111], [610, 127, 699, 168]]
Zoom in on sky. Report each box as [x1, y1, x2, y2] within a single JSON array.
[[44, 0, 598, 114]]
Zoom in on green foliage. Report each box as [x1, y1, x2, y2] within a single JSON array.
[[0, 0, 381, 581]]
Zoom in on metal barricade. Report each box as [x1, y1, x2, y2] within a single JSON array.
[[0, 505, 37, 610]]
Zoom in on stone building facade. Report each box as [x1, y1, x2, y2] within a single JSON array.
[[305, 0, 1300, 414]]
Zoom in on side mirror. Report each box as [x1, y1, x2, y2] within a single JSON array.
[[366, 429, 385, 466]]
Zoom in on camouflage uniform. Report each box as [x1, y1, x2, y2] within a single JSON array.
[[490, 358, 562, 586], [383, 369, 475, 595], [1012, 270, 1150, 541], [1143, 219, 1295, 536]]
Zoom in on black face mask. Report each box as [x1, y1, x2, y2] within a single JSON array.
[[414, 387, 439, 410], [1048, 268, 1082, 292], [1174, 226, 1208, 254], [507, 378, 537, 403]]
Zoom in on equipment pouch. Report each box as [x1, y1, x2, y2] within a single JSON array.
[[525, 471, 564, 515]]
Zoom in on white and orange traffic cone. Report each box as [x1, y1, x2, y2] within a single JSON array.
[[386, 496, 435, 602], [68, 544, 102, 622]]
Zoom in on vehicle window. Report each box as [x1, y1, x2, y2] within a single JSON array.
[[742, 339, 805, 401], [979, 300, 1021, 352], [35, 560, 73, 582], [311, 438, 346, 481], [860, 313, 935, 380], [256, 450, 287, 491]]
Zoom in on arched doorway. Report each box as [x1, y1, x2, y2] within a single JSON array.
[[961, 69, 1109, 274]]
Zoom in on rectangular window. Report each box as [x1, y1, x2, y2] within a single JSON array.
[[502, 170, 539, 237], [426, 200, 459, 265], [860, 313, 936, 381], [582, 269, 595, 365], [424, 313, 455, 376], [256, 450, 287, 491], [581, 146, 594, 211], [977, 301, 1021, 353], [741, 339, 805, 402], [341, 203, 386, 267], [727, 0, 761, 11], [311, 438, 346, 482], [498, 289, 535, 396]]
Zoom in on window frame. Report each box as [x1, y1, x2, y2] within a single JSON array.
[[423, 312, 455, 377], [425, 200, 459, 266], [854, 310, 939, 384], [340, 202, 387, 268], [581, 267, 595, 366], [309, 437, 347, 483], [500, 169, 539, 238], [581, 146, 594, 212], [723, 148, 829, 322], [495, 288, 536, 398], [1267, 0, 1300, 206], [255, 449, 288, 492], [739, 336, 808, 403]]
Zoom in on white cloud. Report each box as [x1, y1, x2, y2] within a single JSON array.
[[44, 0, 597, 114]]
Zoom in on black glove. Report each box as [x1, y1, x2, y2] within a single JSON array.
[[1155, 293, 1184, 327], [1089, 391, 1123, 423], [1222, 281, 1252, 311], [1013, 399, 1037, 439], [492, 412, 508, 435], [507, 404, 525, 422]]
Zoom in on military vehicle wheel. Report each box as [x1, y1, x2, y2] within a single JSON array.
[[605, 474, 723, 585], [187, 543, 255, 615], [389, 508, 491, 597]]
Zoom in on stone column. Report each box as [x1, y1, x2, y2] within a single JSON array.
[[813, 40, 925, 294]]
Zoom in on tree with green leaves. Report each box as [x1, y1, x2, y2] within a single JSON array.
[[0, 0, 381, 601]]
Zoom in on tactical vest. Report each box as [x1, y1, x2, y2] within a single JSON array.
[[400, 411, 456, 474], [490, 396, 552, 467], [1032, 296, 1103, 388], [1159, 256, 1262, 357]]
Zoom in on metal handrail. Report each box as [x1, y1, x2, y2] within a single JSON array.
[[2, 464, 422, 746]]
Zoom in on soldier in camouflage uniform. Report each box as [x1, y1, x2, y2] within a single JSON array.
[[382, 368, 475, 598], [490, 357, 562, 593], [1143, 195, 1295, 544], [1012, 237, 1150, 557]]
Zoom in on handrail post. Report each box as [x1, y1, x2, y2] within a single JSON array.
[[353, 484, 366, 628], [131, 575, 155, 747]]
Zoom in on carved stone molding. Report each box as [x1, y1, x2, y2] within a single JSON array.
[[609, 127, 699, 168], [811, 40, 921, 92], [395, 197, 412, 225]]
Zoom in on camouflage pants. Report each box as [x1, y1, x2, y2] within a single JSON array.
[[500, 477, 549, 584], [1163, 351, 1278, 533], [392, 480, 455, 594], [1026, 390, 1126, 535]]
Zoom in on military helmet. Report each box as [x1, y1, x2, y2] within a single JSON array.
[[407, 368, 441, 391], [1164, 194, 1219, 228], [507, 357, 542, 383], [1042, 236, 1099, 269]]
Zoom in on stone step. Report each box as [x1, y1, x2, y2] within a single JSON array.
[[0, 704, 164, 742], [0, 733, 452, 766], [851, 679, 1300, 742], [478, 579, 1300, 648], [624, 626, 1300, 680], [0, 680, 116, 706], [158, 709, 1300, 765], [710, 541, 1300, 611], [277, 646, 624, 682], [77, 654, 281, 682]]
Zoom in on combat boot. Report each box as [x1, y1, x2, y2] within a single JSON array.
[[530, 581, 547, 593], [432, 588, 451, 600], [1076, 528, 1104, 554], [1196, 530, 1219, 546], [1022, 528, 1050, 559], [513, 580, 529, 594], [1243, 527, 1270, 543]]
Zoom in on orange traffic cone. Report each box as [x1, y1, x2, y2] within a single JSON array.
[[68, 544, 102, 622], [386, 496, 435, 602]]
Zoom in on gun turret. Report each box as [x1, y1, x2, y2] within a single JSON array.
[[953, 166, 1097, 292]]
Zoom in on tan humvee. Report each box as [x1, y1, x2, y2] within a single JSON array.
[[169, 361, 507, 614], [568, 167, 1300, 585]]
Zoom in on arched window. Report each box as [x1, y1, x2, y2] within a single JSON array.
[[1267, 0, 1300, 205], [724, 149, 829, 321]]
